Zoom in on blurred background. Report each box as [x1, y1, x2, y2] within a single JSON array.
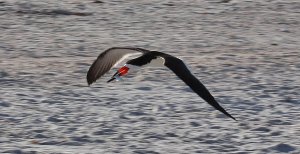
[[0, 0, 299, 153]]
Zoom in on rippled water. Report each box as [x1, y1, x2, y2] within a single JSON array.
[[1, 0, 299, 153]]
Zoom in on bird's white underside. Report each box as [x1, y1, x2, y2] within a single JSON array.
[[112, 53, 143, 68]]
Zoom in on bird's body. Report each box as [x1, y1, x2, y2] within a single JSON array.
[[87, 47, 236, 121]]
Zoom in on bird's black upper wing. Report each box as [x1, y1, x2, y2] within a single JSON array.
[[159, 53, 236, 121], [87, 47, 149, 85]]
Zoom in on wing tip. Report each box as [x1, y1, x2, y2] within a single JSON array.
[[86, 74, 94, 86], [220, 108, 237, 121], [87, 77, 94, 86], [228, 114, 237, 121], [87, 82, 92, 86], [208, 99, 237, 121]]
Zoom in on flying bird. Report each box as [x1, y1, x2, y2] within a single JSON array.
[[87, 47, 236, 121]]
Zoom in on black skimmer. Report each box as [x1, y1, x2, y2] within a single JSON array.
[[87, 47, 236, 121]]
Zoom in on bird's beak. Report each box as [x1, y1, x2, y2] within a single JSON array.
[[107, 77, 116, 83], [107, 66, 129, 83]]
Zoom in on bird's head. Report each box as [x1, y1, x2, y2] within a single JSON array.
[[107, 66, 129, 83]]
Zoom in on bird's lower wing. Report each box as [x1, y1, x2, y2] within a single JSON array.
[[163, 56, 236, 121]]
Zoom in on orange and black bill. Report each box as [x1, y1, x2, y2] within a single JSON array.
[[107, 66, 129, 83]]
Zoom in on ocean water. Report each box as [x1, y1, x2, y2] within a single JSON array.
[[0, 0, 299, 153]]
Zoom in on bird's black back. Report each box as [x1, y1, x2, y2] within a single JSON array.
[[126, 51, 163, 66]]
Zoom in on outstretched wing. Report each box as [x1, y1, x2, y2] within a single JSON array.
[[160, 53, 236, 121], [87, 47, 149, 85]]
